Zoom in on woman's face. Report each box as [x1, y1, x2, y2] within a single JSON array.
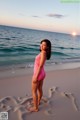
[[40, 42, 47, 51]]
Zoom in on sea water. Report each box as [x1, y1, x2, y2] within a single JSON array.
[[0, 25, 80, 70]]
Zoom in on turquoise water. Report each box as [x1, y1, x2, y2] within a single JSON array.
[[0, 25, 80, 69]]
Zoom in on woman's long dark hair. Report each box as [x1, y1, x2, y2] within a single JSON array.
[[40, 39, 51, 60]]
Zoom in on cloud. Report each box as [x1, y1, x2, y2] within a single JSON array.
[[32, 16, 39, 18], [47, 13, 65, 18]]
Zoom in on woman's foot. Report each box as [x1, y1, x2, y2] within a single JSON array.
[[28, 107, 38, 112], [31, 100, 34, 105]]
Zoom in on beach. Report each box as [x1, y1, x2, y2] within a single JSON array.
[[0, 1, 80, 119], [0, 63, 80, 120]]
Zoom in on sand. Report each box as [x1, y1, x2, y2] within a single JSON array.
[[0, 63, 80, 120]]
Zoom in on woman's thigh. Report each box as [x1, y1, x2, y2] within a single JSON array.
[[31, 80, 38, 92]]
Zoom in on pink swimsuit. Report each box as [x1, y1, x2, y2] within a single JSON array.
[[33, 53, 46, 81]]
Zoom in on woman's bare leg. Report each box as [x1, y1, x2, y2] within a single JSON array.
[[28, 78, 38, 112], [37, 80, 43, 105]]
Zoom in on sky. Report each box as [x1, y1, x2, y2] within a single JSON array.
[[0, 0, 80, 35]]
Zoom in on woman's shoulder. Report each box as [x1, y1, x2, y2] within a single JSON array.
[[37, 51, 46, 57], [41, 51, 46, 55], [40, 51, 46, 59]]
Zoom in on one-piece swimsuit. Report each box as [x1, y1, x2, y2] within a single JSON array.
[[33, 53, 46, 81]]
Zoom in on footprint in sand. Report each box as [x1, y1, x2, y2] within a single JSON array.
[[0, 86, 79, 120]]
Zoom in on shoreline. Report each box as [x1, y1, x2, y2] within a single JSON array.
[[0, 61, 80, 79]]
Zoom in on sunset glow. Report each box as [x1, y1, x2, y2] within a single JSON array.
[[72, 32, 77, 36], [0, 0, 80, 35]]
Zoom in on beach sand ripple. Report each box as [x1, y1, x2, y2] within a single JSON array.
[[0, 86, 80, 120]]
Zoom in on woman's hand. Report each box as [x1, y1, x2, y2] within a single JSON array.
[[32, 76, 38, 83]]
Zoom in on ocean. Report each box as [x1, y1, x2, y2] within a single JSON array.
[[0, 25, 80, 70]]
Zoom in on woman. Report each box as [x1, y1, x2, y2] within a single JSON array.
[[29, 39, 51, 112]]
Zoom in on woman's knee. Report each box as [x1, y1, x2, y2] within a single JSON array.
[[32, 83, 38, 92]]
